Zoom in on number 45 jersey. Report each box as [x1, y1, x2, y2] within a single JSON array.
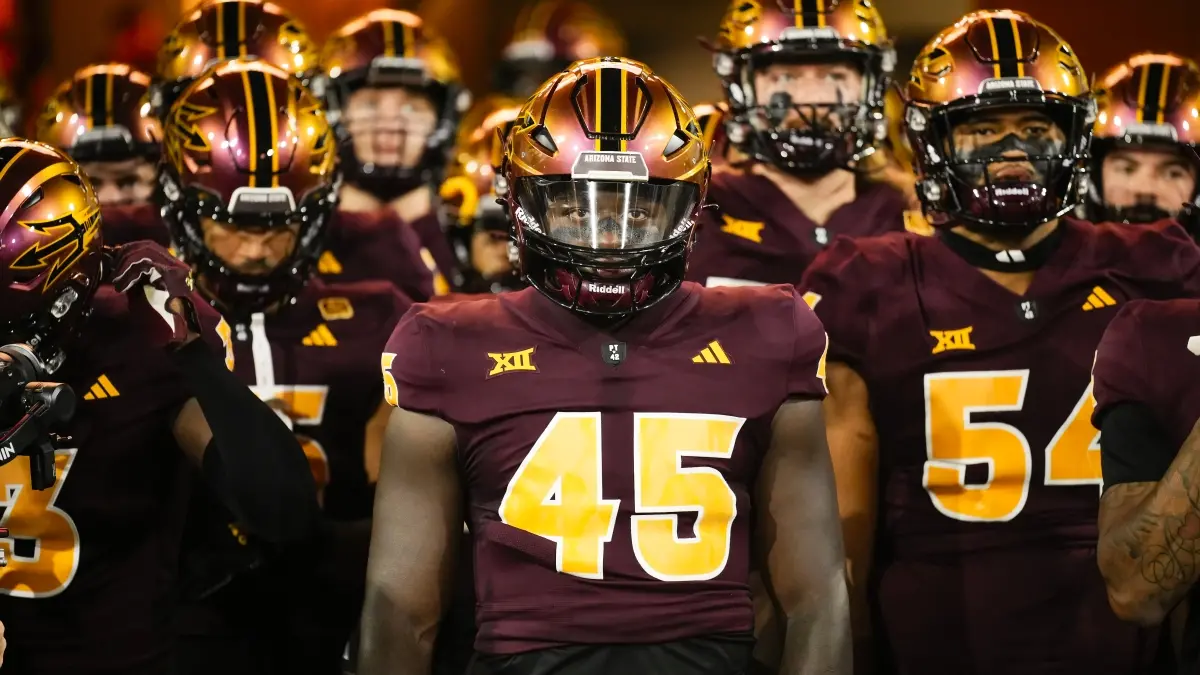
[[801, 219, 1200, 675], [384, 282, 828, 655]]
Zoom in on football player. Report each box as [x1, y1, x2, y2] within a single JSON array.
[[361, 57, 848, 675], [319, 10, 466, 297], [0, 140, 318, 673], [688, 0, 907, 288], [439, 95, 524, 295], [1092, 298, 1200, 662], [1089, 53, 1200, 230], [157, 59, 413, 675], [496, 0, 627, 98], [800, 10, 1200, 673], [35, 63, 168, 245], [152, 0, 317, 116], [692, 102, 739, 168]]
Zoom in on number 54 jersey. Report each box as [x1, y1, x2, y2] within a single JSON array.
[[801, 219, 1200, 675], [384, 282, 829, 654]]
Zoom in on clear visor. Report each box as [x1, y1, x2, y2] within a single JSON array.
[[514, 177, 700, 250]]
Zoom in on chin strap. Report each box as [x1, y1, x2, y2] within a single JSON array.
[[937, 225, 1064, 272]]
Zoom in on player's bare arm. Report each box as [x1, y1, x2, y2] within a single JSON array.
[[363, 399, 393, 483], [359, 407, 461, 675], [822, 361, 878, 659], [1098, 418, 1200, 625], [757, 398, 852, 675]]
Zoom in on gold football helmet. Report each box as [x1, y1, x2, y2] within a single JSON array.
[[318, 9, 468, 200], [498, 0, 627, 97], [37, 63, 160, 162], [154, 0, 317, 116], [504, 57, 708, 316], [904, 10, 1093, 230], [710, 0, 895, 174], [1089, 53, 1200, 223]]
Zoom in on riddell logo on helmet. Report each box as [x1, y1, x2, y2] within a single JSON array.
[[514, 207, 542, 232], [586, 282, 624, 295], [993, 186, 1031, 196]]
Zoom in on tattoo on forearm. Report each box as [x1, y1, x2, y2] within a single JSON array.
[[1108, 451, 1200, 608], [1134, 477, 1200, 592]]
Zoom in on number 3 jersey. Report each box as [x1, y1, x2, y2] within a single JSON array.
[[0, 284, 230, 675], [385, 282, 829, 654], [801, 219, 1200, 675]]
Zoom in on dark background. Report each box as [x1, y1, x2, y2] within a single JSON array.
[[10, 0, 1200, 116]]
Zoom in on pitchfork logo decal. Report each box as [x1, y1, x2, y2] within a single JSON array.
[[12, 208, 100, 291]]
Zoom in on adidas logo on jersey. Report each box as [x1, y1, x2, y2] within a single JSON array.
[[317, 251, 342, 275], [302, 324, 338, 347], [692, 340, 733, 364], [83, 374, 120, 400], [1082, 286, 1117, 311]]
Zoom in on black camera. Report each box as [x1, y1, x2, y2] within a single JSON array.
[[0, 344, 76, 491]]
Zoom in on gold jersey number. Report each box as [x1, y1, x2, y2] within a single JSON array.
[[0, 450, 80, 597], [499, 412, 745, 581], [923, 369, 1101, 522], [250, 385, 332, 491]]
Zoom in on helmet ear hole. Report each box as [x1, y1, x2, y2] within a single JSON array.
[[531, 126, 558, 154], [20, 188, 45, 210], [663, 130, 688, 158]]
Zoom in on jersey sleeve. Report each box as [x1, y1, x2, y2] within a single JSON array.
[[393, 216, 437, 302], [1169, 224, 1200, 296], [798, 236, 873, 370], [382, 305, 443, 418], [1091, 301, 1154, 427], [1092, 301, 1181, 487], [192, 296, 235, 371], [787, 286, 829, 400]]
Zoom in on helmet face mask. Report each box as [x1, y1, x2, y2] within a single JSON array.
[[440, 96, 523, 289], [712, 0, 895, 176], [156, 59, 338, 321], [1092, 142, 1198, 224], [1089, 53, 1200, 224], [319, 10, 467, 203], [904, 10, 1093, 234], [911, 95, 1093, 233], [330, 80, 448, 200], [504, 57, 710, 318]]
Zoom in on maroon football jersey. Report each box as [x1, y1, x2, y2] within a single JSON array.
[[186, 278, 410, 664], [323, 209, 435, 302], [227, 277, 411, 520], [801, 219, 1200, 674], [0, 284, 231, 675], [409, 211, 462, 294], [100, 203, 171, 246], [1092, 298, 1200, 451], [384, 282, 828, 654], [686, 168, 907, 288]]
